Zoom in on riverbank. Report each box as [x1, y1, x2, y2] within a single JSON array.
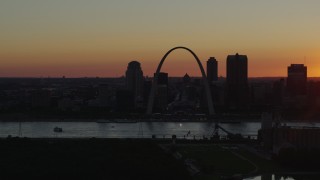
[[1, 117, 320, 123], [0, 113, 258, 122], [0, 118, 259, 123]]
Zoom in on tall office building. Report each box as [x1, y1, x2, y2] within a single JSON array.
[[155, 72, 168, 86], [226, 53, 248, 108], [287, 64, 307, 96], [155, 85, 168, 111], [154, 72, 168, 111], [125, 61, 144, 102], [207, 57, 218, 82]]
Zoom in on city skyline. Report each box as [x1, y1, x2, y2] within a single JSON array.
[[1, 1, 320, 77]]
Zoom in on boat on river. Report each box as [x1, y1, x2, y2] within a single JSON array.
[[53, 127, 63, 132]]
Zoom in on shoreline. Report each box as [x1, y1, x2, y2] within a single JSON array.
[[0, 118, 319, 123]]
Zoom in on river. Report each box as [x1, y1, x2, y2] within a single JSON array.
[[245, 173, 320, 180], [1, 121, 319, 139]]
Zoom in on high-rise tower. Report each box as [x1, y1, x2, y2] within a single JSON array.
[[126, 61, 144, 102], [153, 72, 168, 111], [287, 64, 307, 96], [207, 57, 218, 82], [155, 72, 168, 86], [226, 53, 248, 108]]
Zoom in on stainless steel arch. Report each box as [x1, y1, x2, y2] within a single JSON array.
[[146, 46, 215, 115]]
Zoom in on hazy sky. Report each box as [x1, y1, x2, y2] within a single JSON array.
[[1, 0, 320, 77]]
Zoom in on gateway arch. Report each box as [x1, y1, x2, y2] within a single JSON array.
[[146, 46, 215, 115]]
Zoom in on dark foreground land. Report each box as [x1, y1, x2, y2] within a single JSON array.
[[0, 138, 191, 180], [1, 138, 320, 180]]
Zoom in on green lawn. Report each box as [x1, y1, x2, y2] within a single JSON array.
[[235, 147, 281, 173], [176, 144, 320, 180], [177, 144, 256, 177]]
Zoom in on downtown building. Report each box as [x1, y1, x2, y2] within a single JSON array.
[[226, 53, 249, 109], [207, 57, 218, 82], [206, 57, 225, 107], [154, 72, 169, 111], [125, 61, 144, 108], [282, 64, 308, 109], [287, 64, 307, 96]]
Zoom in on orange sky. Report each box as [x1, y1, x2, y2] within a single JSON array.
[[0, 1, 319, 77]]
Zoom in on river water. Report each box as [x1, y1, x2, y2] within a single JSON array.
[[245, 174, 320, 180], [1, 121, 319, 139]]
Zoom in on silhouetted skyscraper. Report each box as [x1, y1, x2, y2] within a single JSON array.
[[287, 64, 307, 96], [207, 57, 218, 82], [226, 53, 248, 108], [126, 61, 144, 104], [154, 72, 168, 111], [155, 85, 168, 111], [155, 72, 168, 86]]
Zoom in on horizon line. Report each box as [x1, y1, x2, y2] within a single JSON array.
[[0, 76, 319, 79]]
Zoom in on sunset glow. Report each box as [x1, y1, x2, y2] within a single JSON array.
[[1, 1, 319, 77]]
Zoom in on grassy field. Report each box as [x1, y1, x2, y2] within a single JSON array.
[[176, 144, 281, 180], [0, 138, 191, 180], [178, 145, 254, 174]]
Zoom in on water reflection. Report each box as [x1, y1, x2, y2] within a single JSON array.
[[0, 121, 319, 138], [246, 174, 320, 180], [246, 174, 293, 180]]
